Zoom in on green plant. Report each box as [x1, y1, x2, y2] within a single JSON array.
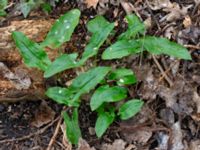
[[18, 0, 60, 18], [12, 9, 191, 145], [102, 14, 191, 60], [0, 0, 8, 16]]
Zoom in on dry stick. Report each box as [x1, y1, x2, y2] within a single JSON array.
[[46, 117, 63, 150], [152, 55, 173, 87], [184, 44, 200, 50], [158, 60, 179, 82], [0, 117, 60, 144]]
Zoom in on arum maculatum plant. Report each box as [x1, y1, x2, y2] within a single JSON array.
[[12, 8, 191, 145]]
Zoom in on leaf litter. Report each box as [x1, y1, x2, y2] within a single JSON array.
[[1, 0, 200, 149]]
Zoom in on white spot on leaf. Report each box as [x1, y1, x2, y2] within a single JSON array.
[[119, 79, 124, 83], [66, 25, 70, 29]]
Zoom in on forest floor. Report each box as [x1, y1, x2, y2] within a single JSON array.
[[0, 0, 200, 150]]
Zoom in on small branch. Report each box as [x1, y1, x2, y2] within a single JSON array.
[[184, 44, 200, 50], [158, 60, 179, 82], [152, 55, 173, 87], [46, 117, 63, 150]]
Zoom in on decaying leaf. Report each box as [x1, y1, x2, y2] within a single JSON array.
[[77, 138, 96, 150], [123, 129, 152, 144], [0, 62, 31, 90], [193, 91, 200, 113], [156, 132, 169, 150], [147, 0, 191, 22], [120, 1, 135, 14], [85, 0, 99, 8], [189, 140, 200, 150], [177, 26, 200, 45], [101, 139, 126, 150], [146, 0, 172, 10], [31, 101, 55, 128], [171, 122, 184, 150], [183, 15, 192, 28]]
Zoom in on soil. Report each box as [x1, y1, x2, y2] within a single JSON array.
[[0, 0, 200, 150]]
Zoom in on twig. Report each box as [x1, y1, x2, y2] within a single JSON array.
[[158, 60, 179, 82], [184, 44, 200, 50], [0, 117, 60, 144], [46, 117, 63, 150], [152, 55, 173, 87]]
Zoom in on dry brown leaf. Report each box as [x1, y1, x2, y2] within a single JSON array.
[[120, 1, 135, 14], [162, 3, 191, 22], [158, 81, 195, 115], [85, 0, 99, 8], [123, 129, 152, 144], [146, 0, 173, 10], [177, 26, 200, 45], [0, 62, 31, 90], [171, 122, 184, 150], [77, 138, 96, 150], [189, 140, 200, 150], [101, 139, 126, 150], [97, 0, 109, 15], [147, 0, 191, 22], [31, 101, 55, 128], [183, 15, 192, 28], [144, 17, 152, 29], [159, 108, 175, 126], [156, 132, 169, 150], [193, 91, 200, 113]]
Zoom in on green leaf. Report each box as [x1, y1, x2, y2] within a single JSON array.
[[118, 14, 145, 40], [108, 68, 137, 85], [63, 108, 82, 145], [118, 99, 143, 120], [140, 36, 192, 60], [0, 0, 7, 9], [69, 67, 111, 101], [44, 53, 78, 78], [79, 16, 115, 63], [95, 111, 115, 137], [20, 2, 32, 18], [0, 10, 6, 16], [0, 0, 7, 16], [45, 87, 79, 107], [90, 85, 127, 111], [41, 9, 80, 48], [41, 3, 52, 14], [102, 40, 141, 60], [12, 31, 51, 71], [19, 0, 43, 18]]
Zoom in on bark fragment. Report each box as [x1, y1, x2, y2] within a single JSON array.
[[0, 19, 57, 102]]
